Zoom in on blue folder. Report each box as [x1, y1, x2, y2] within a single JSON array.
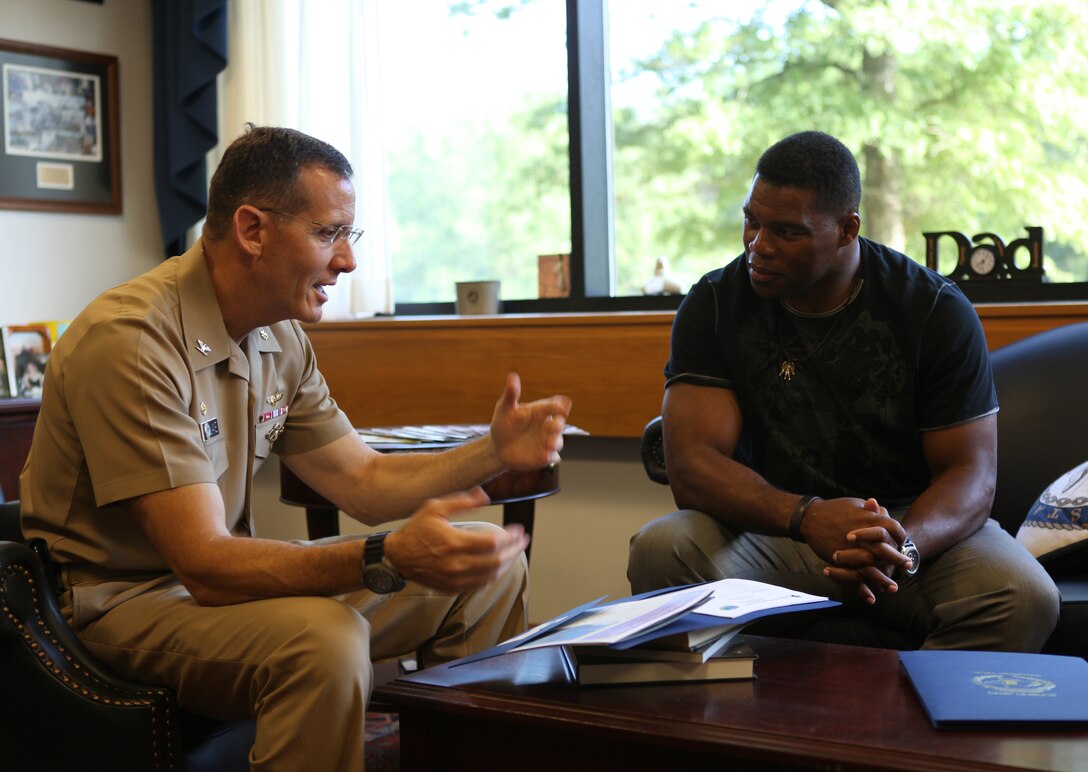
[[899, 650, 1088, 729], [452, 584, 838, 667], [614, 600, 837, 649]]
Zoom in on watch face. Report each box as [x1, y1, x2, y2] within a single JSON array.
[[364, 565, 400, 594], [901, 540, 920, 577], [969, 246, 997, 276]]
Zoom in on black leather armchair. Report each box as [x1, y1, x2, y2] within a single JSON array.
[[988, 321, 1088, 656], [0, 497, 255, 771], [641, 321, 1088, 657]]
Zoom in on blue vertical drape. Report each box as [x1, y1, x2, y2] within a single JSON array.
[[152, 0, 228, 258]]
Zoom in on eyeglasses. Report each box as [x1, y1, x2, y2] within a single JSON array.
[[258, 208, 364, 247]]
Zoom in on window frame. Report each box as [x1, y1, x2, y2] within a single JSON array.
[[394, 0, 683, 316], [392, 0, 1086, 315]]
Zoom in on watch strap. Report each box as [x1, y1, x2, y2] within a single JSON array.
[[362, 531, 406, 593], [364, 531, 390, 566]]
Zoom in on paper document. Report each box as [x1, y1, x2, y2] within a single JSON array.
[[451, 577, 837, 668], [359, 423, 589, 444], [689, 578, 830, 620], [510, 584, 713, 652]]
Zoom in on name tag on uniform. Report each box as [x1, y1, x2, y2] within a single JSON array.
[[200, 417, 220, 442]]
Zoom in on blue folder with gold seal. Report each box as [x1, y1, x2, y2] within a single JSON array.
[[899, 650, 1088, 730]]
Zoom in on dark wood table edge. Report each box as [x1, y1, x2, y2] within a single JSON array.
[[373, 633, 1088, 772], [376, 677, 1024, 772], [379, 673, 1059, 772]]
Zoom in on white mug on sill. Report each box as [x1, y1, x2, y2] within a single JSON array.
[[455, 281, 501, 315]]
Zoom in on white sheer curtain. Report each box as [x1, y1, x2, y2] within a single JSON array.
[[215, 0, 394, 318]]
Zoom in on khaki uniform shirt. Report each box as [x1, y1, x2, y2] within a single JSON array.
[[20, 242, 354, 628]]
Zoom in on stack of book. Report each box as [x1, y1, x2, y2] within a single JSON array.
[[566, 627, 756, 686], [452, 578, 839, 687]]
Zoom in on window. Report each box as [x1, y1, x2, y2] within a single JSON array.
[[377, 0, 570, 306], [381, 0, 1088, 312]]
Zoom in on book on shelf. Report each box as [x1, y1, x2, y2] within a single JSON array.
[[899, 650, 1088, 730], [564, 641, 757, 686], [452, 577, 839, 668]]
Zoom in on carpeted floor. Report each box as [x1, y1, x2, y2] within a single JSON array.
[[365, 659, 403, 770], [365, 711, 400, 771]]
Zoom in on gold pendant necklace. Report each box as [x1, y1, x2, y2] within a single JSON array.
[[777, 277, 862, 382], [778, 315, 843, 381]]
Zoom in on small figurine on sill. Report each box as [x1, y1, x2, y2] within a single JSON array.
[[641, 255, 684, 296]]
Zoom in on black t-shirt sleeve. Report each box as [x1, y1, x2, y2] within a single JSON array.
[[664, 273, 733, 390], [916, 284, 998, 430]]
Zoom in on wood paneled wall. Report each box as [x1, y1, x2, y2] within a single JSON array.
[[305, 312, 674, 439], [1, 302, 1086, 503], [306, 303, 1088, 439]]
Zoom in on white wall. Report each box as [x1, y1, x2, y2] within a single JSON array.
[[0, 0, 161, 326], [0, 0, 675, 625]]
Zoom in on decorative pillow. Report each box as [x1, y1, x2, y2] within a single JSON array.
[[1016, 460, 1088, 568]]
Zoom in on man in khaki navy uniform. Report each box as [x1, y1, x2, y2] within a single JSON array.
[[20, 125, 573, 771]]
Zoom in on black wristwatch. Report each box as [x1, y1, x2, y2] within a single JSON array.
[[362, 531, 406, 594], [899, 536, 920, 578]]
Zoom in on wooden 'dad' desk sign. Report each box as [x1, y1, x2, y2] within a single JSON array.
[[278, 425, 568, 561]]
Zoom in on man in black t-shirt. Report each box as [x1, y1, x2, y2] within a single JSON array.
[[628, 131, 1058, 651]]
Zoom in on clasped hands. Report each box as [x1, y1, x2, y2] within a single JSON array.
[[804, 497, 914, 604]]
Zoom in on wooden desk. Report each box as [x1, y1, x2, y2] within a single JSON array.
[[376, 635, 1088, 771], [0, 398, 40, 501], [279, 433, 561, 560]]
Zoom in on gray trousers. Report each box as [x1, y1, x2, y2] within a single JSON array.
[[628, 511, 1059, 652], [76, 523, 528, 772]]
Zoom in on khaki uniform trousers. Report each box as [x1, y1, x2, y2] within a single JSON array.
[[75, 524, 529, 772]]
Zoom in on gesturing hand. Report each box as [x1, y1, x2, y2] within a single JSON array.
[[489, 372, 573, 470], [383, 487, 530, 593]]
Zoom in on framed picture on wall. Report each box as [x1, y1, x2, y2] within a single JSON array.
[[0, 38, 121, 214], [2, 325, 51, 398]]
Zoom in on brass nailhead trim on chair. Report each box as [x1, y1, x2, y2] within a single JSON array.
[[2, 560, 176, 770]]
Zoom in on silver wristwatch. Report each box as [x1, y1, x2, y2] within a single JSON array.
[[899, 536, 920, 578], [362, 531, 406, 594]]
